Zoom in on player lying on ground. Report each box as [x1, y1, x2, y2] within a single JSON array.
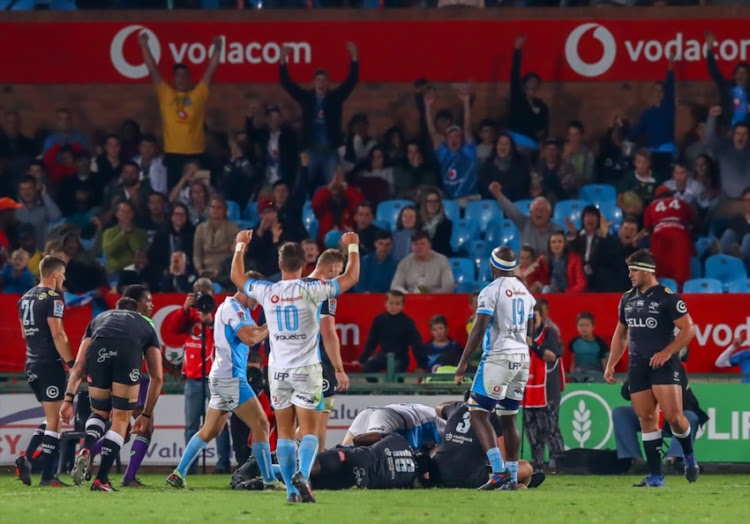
[[61, 297, 163, 492], [456, 246, 536, 491], [166, 272, 274, 489], [605, 249, 699, 488], [230, 230, 360, 503], [342, 403, 445, 449]]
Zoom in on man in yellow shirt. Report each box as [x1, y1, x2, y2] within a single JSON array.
[[139, 32, 223, 190]]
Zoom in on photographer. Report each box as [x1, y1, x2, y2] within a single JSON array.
[[164, 277, 231, 473]]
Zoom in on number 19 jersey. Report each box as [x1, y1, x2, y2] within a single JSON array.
[[476, 276, 536, 356], [243, 277, 340, 368]]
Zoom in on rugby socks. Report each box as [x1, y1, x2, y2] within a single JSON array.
[[40, 430, 60, 481], [25, 422, 47, 456], [97, 431, 125, 484], [486, 447, 506, 474], [123, 435, 150, 480], [91, 438, 104, 457], [276, 439, 299, 497], [672, 426, 694, 456], [176, 434, 207, 477], [298, 434, 319, 479], [506, 461, 519, 483], [251, 441, 275, 483], [641, 431, 663, 476], [272, 463, 283, 482], [84, 414, 107, 452]]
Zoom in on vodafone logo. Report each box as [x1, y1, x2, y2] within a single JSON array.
[[110, 25, 161, 79], [565, 23, 617, 78]]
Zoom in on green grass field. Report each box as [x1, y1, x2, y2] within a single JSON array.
[[1, 473, 748, 524]]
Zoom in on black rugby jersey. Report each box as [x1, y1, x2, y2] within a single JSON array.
[[85, 309, 160, 356], [619, 284, 688, 359], [18, 286, 65, 365]]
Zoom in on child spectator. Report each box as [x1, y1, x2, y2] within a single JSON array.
[[301, 239, 320, 277], [351, 290, 426, 379], [1, 248, 35, 293], [513, 245, 547, 293], [422, 315, 462, 373], [567, 311, 609, 383]]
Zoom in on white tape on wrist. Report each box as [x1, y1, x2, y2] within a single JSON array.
[[235, 242, 246, 253], [348, 244, 359, 254]]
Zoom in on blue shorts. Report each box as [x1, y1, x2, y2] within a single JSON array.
[[207, 377, 256, 412]]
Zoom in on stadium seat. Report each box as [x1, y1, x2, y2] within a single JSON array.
[[658, 278, 679, 292], [450, 220, 479, 254], [468, 240, 492, 266], [579, 184, 617, 206], [449, 258, 476, 289], [478, 258, 491, 283], [727, 279, 750, 293], [376, 200, 414, 231], [442, 200, 461, 223], [499, 219, 521, 254], [372, 220, 391, 232], [553, 199, 589, 231], [464, 200, 503, 234], [512, 199, 534, 217], [302, 201, 318, 239], [227, 200, 241, 222], [244, 201, 259, 223], [212, 282, 222, 294], [690, 257, 702, 279], [705, 254, 748, 290], [596, 200, 624, 233], [682, 278, 723, 294], [694, 236, 714, 258]]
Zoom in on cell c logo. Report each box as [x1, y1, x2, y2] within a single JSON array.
[[565, 23, 617, 78], [110, 25, 161, 79]]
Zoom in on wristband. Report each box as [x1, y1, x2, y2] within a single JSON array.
[[141, 412, 152, 419], [347, 243, 359, 254], [334, 366, 345, 373], [64, 392, 75, 403], [235, 242, 246, 253]]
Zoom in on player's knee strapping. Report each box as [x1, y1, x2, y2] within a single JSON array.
[[111, 395, 137, 411], [496, 397, 521, 416], [89, 396, 112, 412]]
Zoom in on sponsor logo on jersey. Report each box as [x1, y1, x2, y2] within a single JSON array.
[[97, 348, 118, 363], [294, 393, 315, 404], [676, 300, 687, 314], [648, 302, 660, 313], [274, 333, 308, 341], [626, 318, 658, 328], [53, 300, 64, 317], [273, 371, 289, 381], [236, 309, 246, 321], [26, 369, 38, 381], [129, 369, 141, 382], [328, 298, 338, 316], [46, 386, 59, 399]]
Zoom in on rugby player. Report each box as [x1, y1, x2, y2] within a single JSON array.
[[61, 298, 164, 491], [166, 271, 273, 489], [605, 249, 699, 487], [230, 230, 360, 503], [304, 249, 351, 451], [456, 246, 536, 491], [342, 403, 445, 449], [15, 256, 74, 487]]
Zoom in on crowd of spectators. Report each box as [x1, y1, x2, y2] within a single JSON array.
[[1, 33, 749, 298]]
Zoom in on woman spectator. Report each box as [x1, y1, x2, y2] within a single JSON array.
[[419, 188, 453, 257], [148, 202, 196, 277], [478, 133, 530, 201], [184, 181, 211, 226], [355, 146, 395, 204], [513, 245, 547, 293], [392, 205, 421, 262], [193, 195, 239, 279], [542, 231, 586, 293], [383, 126, 407, 168]]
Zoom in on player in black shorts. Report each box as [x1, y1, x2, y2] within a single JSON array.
[[304, 249, 351, 451], [428, 401, 540, 489], [605, 249, 699, 488], [15, 256, 74, 487], [61, 297, 164, 491]]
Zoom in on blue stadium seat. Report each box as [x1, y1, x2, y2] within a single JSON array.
[[658, 278, 679, 292], [579, 184, 617, 206], [596, 200, 624, 233], [553, 199, 590, 231], [465, 200, 503, 234], [449, 258, 476, 290], [682, 278, 723, 294], [244, 201, 259, 223], [468, 240, 492, 266], [376, 200, 414, 231], [450, 220, 479, 254], [227, 201, 241, 222], [705, 254, 747, 290], [302, 201, 318, 239], [694, 236, 714, 258], [478, 258, 492, 283], [372, 220, 391, 232], [727, 279, 750, 293], [442, 200, 461, 223], [499, 219, 521, 254], [690, 257, 702, 279], [512, 199, 534, 217], [212, 282, 223, 294]]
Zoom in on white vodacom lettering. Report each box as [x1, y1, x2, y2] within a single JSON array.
[[110, 25, 311, 79], [694, 317, 750, 347]]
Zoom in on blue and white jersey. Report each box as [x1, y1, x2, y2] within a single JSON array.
[[211, 297, 256, 381], [383, 403, 446, 448], [243, 277, 340, 368], [476, 277, 536, 356]]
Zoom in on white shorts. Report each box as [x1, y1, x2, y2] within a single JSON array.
[[346, 407, 402, 436], [471, 353, 530, 402], [207, 377, 255, 412], [268, 364, 323, 410]]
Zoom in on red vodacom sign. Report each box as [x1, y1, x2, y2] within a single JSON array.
[[0, 19, 748, 84]]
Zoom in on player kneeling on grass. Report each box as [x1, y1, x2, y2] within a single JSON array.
[[166, 272, 274, 489], [61, 297, 164, 492]]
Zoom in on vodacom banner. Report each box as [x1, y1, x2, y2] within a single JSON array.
[[0, 293, 747, 375], [0, 19, 748, 83]]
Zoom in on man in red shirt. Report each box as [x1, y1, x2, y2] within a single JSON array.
[[311, 166, 363, 246], [643, 185, 696, 288], [165, 277, 231, 473]]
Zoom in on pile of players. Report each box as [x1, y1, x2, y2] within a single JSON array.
[[15, 234, 699, 497]]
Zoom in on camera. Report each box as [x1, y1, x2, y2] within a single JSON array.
[[195, 292, 216, 314]]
